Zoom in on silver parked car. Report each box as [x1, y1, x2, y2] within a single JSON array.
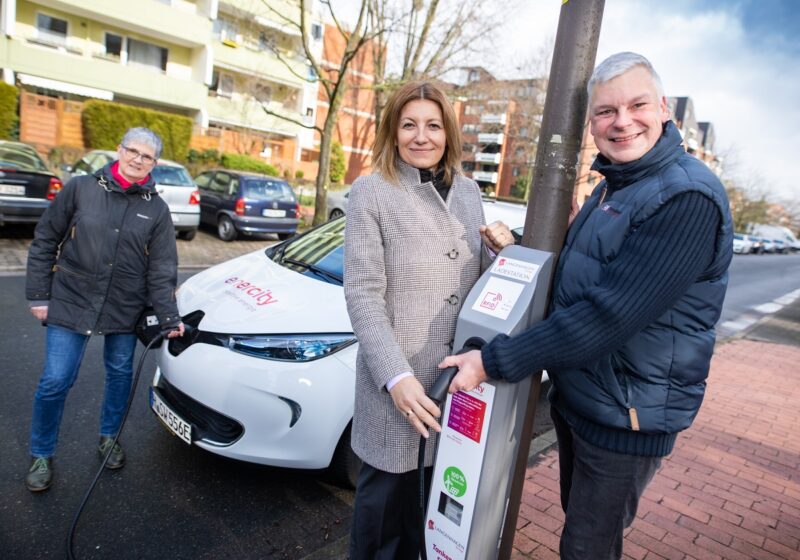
[[62, 150, 200, 240]]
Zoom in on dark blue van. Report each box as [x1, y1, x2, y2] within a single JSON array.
[[194, 169, 300, 241]]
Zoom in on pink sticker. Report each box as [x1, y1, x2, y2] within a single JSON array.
[[447, 391, 487, 443]]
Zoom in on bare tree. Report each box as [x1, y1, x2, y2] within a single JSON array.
[[367, 0, 513, 132], [259, 0, 384, 225]]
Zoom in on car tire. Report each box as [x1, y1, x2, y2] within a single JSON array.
[[178, 229, 197, 241], [277, 232, 294, 241], [329, 208, 344, 220], [328, 424, 362, 489], [217, 216, 237, 241]]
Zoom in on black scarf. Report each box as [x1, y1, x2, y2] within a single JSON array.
[[419, 168, 450, 201]]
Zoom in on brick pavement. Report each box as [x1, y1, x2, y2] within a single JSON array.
[[513, 335, 800, 559]]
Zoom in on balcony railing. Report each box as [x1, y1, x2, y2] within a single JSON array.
[[475, 153, 501, 164], [478, 132, 504, 144], [472, 171, 499, 183], [480, 113, 507, 125]]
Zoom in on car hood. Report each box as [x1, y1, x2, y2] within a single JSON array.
[[177, 248, 351, 334]]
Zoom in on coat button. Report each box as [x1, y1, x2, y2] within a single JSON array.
[[447, 294, 459, 305], [447, 249, 459, 259]]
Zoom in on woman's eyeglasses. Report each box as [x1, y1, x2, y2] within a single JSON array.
[[121, 145, 157, 165]]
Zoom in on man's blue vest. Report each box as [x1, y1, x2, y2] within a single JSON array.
[[550, 122, 733, 456]]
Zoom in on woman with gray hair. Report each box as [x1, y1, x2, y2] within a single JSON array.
[[24, 127, 184, 492]]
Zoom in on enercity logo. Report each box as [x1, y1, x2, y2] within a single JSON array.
[[224, 277, 278, 306]]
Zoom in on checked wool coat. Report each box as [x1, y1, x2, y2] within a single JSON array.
[[344, 161, 488, 473]]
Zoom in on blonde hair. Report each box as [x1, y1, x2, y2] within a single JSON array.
[[372, 81, 462, 185]]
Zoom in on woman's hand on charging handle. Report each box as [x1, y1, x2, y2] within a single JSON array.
[[165, 322, 185, 339], [439, 350, 488, 394], [389, 376, 441, 437]]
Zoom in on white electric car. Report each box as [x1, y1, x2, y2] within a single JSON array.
[[150, 199, 528, 486]]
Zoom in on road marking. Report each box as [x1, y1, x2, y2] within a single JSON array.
[[720, 315, 759, 333], [753, 302, 783, 314]]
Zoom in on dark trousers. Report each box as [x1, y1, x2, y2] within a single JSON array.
[[349, 462, 433, 560], [551, 407, 662, 560]]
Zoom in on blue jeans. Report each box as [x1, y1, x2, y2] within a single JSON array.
[[552, 407, 662, 560], [29, 325, 138, 458]]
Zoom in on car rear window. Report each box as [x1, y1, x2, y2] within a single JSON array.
[[244, 179, 295, 201], [151, 165, 194, 186], [0, 145, 50, 172]]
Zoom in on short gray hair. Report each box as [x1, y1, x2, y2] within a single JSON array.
[[588, 52, 664, 103], [120, 127, 163, 159]]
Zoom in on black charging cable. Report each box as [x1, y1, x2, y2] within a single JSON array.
[[418, 337, 485, 560], [66, 325, 191, 560]]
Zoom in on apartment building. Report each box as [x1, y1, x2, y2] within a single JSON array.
[[199, 0, 322, 173], [0, 0, 346, 179], [0, 0, 213, 114], [447, 67, 545, 199]]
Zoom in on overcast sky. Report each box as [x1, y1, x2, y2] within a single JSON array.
[[493, 0, 800, 204]]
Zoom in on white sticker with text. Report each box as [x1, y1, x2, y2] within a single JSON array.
[[471, 276, 524, 320], [490, 256, 539, 283]]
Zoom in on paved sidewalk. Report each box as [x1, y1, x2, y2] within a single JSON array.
[[513, 305, 800, 559]]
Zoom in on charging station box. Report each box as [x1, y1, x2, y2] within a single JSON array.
[[425, 245, 553, 560]]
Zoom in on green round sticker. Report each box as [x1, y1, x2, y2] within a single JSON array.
[[443, 466, 467, 497]]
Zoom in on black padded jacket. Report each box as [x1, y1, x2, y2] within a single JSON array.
[[26, 163, 180, 335]]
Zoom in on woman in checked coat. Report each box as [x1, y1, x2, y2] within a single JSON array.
[[344, 81, 514, 559]]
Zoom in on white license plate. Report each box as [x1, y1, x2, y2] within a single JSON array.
[[262, 209, 286, 217], [150, 387, 192, 444], [0, 184, 25, 195]]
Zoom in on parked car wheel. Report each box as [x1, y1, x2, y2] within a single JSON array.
[[178, 229, 197, 241], [277, 232, 295, 241], [217, 216, 237, 241], [328, 424, 361, 489], [329, 208, 345, 220]]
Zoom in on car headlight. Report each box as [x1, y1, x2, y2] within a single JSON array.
[[215, 333, 356, 362]]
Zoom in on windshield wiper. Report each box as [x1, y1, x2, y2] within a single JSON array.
[[282, 257, 343, 283]]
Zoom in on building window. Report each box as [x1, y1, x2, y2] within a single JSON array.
[[213, 17, 239, 43], [258, 31, 276, 51], [210, 71, 234, 98], [512, 167, 520, 177], [255, 84, 272, 104], [105, 33, 123, 59], [128, 38, 168, 71], [462, 124, 476, 134], [308, 65, 317, 80], [311, 23, 323, 40], [306, 107, 314, 117], [36, 13, 68, 46]]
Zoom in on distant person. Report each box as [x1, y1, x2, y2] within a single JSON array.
[[25, 127, 184, 493], [344, 81, 513, 559], [441, 52, 733, 559]]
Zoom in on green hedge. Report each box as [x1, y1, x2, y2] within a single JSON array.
[[220, 152, 279, 176], [82, 100, 192, 161], [0, 83, 19, 139]]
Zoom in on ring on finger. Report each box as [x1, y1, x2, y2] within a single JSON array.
[[406, 410, 413, 417]]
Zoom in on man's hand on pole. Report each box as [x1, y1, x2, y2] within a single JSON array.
[[439, 350, 489, 394]]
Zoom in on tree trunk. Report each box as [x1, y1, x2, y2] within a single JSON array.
[[313, 95, 342, 226]]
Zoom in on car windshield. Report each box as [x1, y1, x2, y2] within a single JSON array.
[[151, 165, 194, 186], [0, 145, 49, 172], [267, 218, 345, 286], [244, 179, 295, 201]]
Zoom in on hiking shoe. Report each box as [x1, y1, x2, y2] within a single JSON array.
[[26, 457, 53, 492], [98, 436, 126, 470]]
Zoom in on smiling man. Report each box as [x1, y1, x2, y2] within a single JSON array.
[[440, 52, 733, 559]]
